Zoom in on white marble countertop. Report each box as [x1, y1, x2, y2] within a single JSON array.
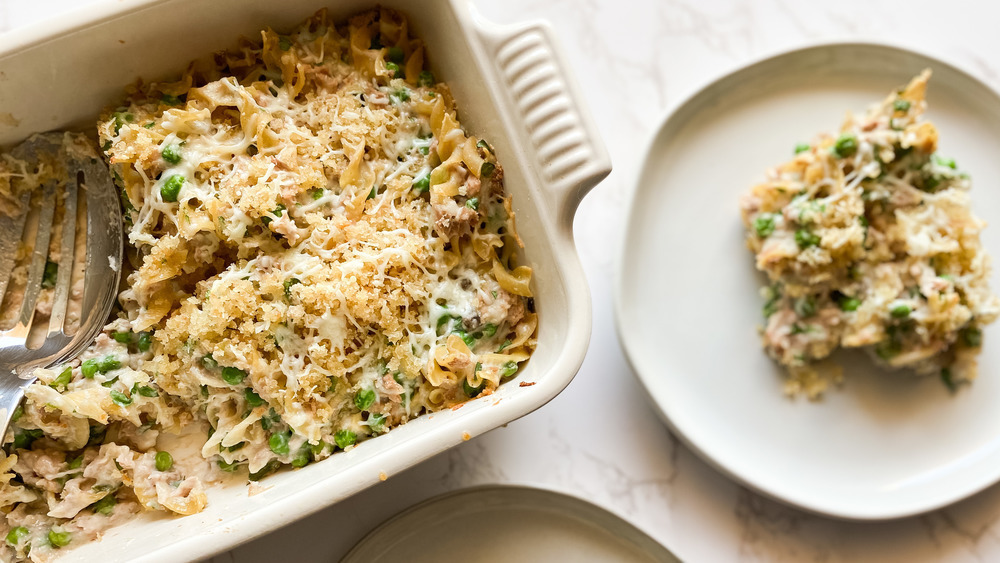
[[6, 1, 1000, 561]]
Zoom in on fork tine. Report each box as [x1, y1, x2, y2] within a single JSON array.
[[47, 175, 79, 336], [0, 192, 30, 307], [15, 181, 57, 331]]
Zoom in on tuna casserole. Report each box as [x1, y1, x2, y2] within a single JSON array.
[[0, 8, 537, 561], [740, 71, 999, 397]]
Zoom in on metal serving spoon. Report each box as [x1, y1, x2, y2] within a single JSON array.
[[0, 132, 122, 440]]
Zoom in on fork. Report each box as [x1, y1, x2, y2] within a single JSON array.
[[0, 132, 122, 441]]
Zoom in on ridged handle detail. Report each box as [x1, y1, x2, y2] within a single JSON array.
[[475, 18, 612, 222]]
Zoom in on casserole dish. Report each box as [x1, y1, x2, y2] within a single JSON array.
[[0, 0, 610, 560]]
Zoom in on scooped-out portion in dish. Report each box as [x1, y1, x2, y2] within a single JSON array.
[[0, 8, 536, 561], [739, 70, 999, 398]]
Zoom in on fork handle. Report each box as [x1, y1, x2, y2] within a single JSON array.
[[0, 370, 33, 445]]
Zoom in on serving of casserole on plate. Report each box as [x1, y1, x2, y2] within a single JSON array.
[[0, 0, 610, 560], [617, 43, 1000, 520], [739, 69, 998, 397]]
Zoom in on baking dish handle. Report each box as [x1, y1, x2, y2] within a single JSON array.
[[465, 6, 612, 226]]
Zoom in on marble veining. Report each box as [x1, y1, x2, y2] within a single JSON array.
[[7, 1, 1000, 561]]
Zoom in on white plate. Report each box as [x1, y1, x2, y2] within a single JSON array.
[[616, 43, 1000, 520], [341, 486, 679, 563]]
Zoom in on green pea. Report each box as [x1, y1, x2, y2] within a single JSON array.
[[154, 451, 173, 471], [110, 390, 133, 407], [221, 366, 247, 385], [934, 155, 957, 169], [98, 355, 121, 373], [87, 424, 106, 446], [93, 494, 116, 515], [201, 355, 219, 370], [386, 46, 405, 63], [893, 99, 911, 112], [249, 460, 280, 481], [832, 133, 858, 158], [875, 339, 900, 359], [112, 331, 132, 343], [754, 214, 776, 238], [334, 429, 356, 449], [260, 408, 280, 431], [793, 296, 817, 318], [160, 174, 185, 203], [465, 198, 479, 210], [161, 144, 182, 165], [310, 188, 324, 200], [12, 428, 42, 450], [922, 174, 942, 192], [81, 359, 99, 378], [394, 88, 410, 102], [480, 162, 496, 178], [291, 447, 311, 468], [794, 142, 811, 154], [476, 139, 493, 153], [161, 94, 183, 106], [385, 61, 403, 78], [368, 413, 387, 434], [50, 367, 72, 390], [418, 70, 435, 87], [840, 297, 862, 312], [890, 304, 911, 319], [269, 432, 290, 456], [412, 174, 430, 193], [48, 529, 71, 548], [278, 36, 293, 51], [244, 388, 265, 407], [10, 405, 22, 423], [500, 361, 519, 378], [41, 260, 58, 289], [137, 332, 152, 352], [354, 388, 376, 411], [6, 526, 28, 546], [795, 228, 821, 248], [940, 367, 956, 392], [962, 326, 982, 348], [309, 440, 331, 458]]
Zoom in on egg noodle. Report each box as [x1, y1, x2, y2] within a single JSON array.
[[0, 8, 536, 560]]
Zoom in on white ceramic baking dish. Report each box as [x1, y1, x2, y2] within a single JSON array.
[[0, 1, 610, 560]]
